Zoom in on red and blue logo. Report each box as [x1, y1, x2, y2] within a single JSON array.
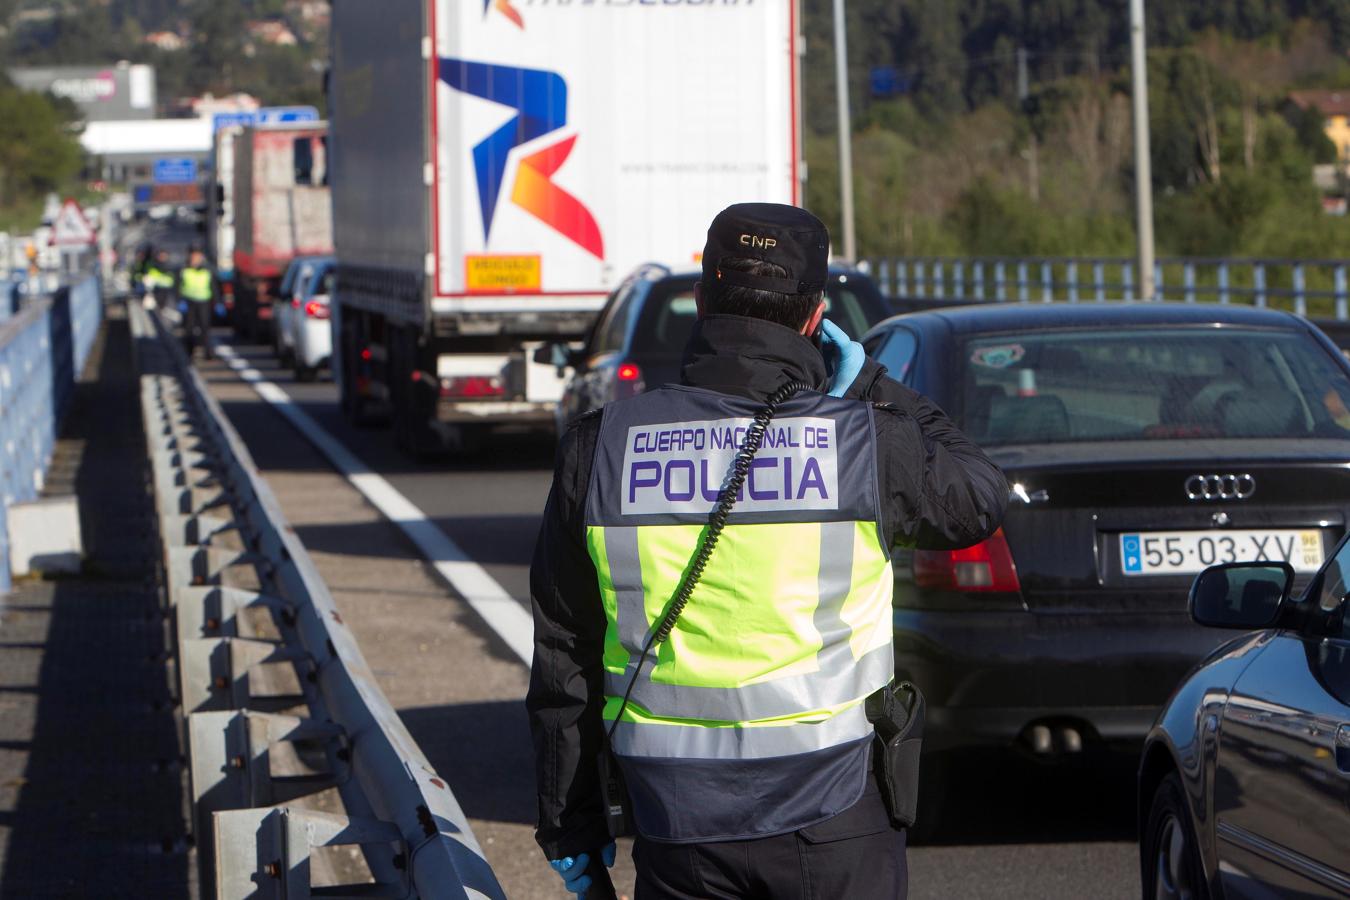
[[441, 59, 604, 261], [484, 0, 524, 29]]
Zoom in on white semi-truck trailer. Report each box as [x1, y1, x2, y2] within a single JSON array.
[[329, 0, 801, 452]]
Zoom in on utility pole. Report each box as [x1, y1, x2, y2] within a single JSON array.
[[1017, 47, 1039, 204], [1129, 0, 1156, 300], [832, 0, 857, 261]]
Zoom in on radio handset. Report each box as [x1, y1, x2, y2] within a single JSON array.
[[598, 379, 807, 839]]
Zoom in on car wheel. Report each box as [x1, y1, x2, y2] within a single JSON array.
[[1143, 772, 1210, 900], [294, 361, 315, 383]]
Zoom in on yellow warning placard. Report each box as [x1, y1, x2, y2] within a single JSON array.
[[466, 255, 542, 293]]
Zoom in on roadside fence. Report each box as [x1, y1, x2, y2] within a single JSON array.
[[129, 302, 505, 899], [867, 256, 1350, 320], [0, 274, 103, 593]]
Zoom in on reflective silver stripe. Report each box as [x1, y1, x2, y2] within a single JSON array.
[[605, 526, 650, 656], [610, 703, 874, 760], [603, 520, 891, 721], [604, 643, 892, 722]]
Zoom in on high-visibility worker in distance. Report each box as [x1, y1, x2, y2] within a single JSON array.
[[528, 203, 1008, 899], [143, 248, 175, 311], [177, 246, 217, 361]]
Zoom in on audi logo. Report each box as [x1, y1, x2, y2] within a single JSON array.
[[1185, 473, 1256, 501]]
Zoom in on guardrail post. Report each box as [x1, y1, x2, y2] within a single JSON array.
[[1154, 262, 1164, 302], [878, 260, 891, 297], [1093, 262, 1105, 302], [1218, 264, 1230, 304], [914, 261, 926, 299], [1336, 265, 1348, 321], [953, 261, 965, 301], [973, 262, 985, 301], [1293, 264, 1307, 316], [1041, 261, 1053, 303], [1254, 264, 1267, 308], [933, 261, 945, 300], [1123, 263, 1134, 302], [1066, 261, 1079, 303], [1183, 262, 1196, 303], [896, 261, 908, 299], [1017, 261, 1029, 302], [995, 262, 1007, 301]]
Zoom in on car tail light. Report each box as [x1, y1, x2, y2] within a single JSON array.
[[440, 375, 505, 398], [913, 528, 1021, 593], [292, 296, 302, 308], [304, 300, 329, 319], [615, 361, 646, 399], [617, 362, 641, 382], [360, 348, 372, 362]]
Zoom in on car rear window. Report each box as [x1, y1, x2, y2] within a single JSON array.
[[960, 328, 1350, 446], [631, 281, 877, 355]]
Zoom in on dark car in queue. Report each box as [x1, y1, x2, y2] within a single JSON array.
[[547, 264, 891, 430], [860, 303, 1350, 834], [1139, 544, 1350, 900]]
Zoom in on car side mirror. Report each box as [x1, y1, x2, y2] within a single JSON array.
[[532, 343, 584, 371], [1189, 561, 1294, 630]]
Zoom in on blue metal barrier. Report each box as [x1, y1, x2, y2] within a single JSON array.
[[866, 256, 1350, 320], [0, 275, 103, 592]]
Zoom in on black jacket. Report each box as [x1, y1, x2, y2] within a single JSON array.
[[527, 314, 1008, 858]]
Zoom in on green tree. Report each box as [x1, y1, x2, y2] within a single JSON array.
[[0, 79, 84, 223]]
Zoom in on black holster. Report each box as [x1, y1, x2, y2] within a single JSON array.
[[866, 681, 925, 828]]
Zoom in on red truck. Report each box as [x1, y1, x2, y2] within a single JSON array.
[[231, 123, 333, 341]]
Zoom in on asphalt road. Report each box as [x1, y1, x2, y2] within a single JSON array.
[[196, 336, 1141, 900]]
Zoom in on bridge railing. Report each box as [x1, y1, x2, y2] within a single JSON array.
[[866, 256, 1350, 320], [129, 302, 505, 900], [0, 274, 103, 593]]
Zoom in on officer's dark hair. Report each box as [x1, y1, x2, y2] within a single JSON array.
[[703, 257, 825, 331]]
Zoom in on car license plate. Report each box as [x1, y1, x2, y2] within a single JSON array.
[[1119, 529, 1324, 576]]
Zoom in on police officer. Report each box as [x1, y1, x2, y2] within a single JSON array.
[[527, 203, 1008, 899], [143, 248, 175, 311], [178, 246, 216, 360]]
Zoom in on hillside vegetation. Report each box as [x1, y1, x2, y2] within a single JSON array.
[[802, 0, 1350, 259]]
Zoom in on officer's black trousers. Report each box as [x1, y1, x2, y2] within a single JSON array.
[[183, 301, 213, 359], [632, 780, 907, 899]]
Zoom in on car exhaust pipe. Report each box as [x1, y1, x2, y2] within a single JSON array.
[[1022, 722, 1086, 755]]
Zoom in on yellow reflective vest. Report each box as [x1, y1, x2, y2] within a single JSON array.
[[179, 266, 213, 302], [584, 385, 893, 841]]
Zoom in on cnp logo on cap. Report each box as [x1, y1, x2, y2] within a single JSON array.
[[703, 203, 830, 296]]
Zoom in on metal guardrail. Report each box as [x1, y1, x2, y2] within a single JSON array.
[[866, 256, 1350, 319], [128, 302, 505, 900], [0, 275, 103, 593]]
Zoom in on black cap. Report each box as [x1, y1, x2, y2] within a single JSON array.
[[701, 203, 830, 296]]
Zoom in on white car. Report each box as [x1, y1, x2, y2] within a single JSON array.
[[273, 255, 326, 366], [289, 258, 334, 382]]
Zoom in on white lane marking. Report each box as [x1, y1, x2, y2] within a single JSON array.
[[214, 343, 534, 667]]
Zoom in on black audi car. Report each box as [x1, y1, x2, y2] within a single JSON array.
[[545, 263, 891, 430], [1138, 547, 1350, 900], [861, 303, 1350, 831]]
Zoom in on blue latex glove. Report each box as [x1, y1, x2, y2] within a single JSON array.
[[819, 318, 865, 397], [549, 842, 616, 898], [176, 300, 189, 314]]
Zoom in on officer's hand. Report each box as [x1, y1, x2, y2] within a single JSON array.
[[548, 843, 617, 899], [819, 318, 865, 398]]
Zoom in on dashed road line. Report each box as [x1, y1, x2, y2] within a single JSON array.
[[214, 343, 534, 667]]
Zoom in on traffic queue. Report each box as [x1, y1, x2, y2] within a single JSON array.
[[202, 226, 1350, 899]]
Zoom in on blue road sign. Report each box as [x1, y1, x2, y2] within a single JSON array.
[[213, 106, 320, 132], [154, 157, 199, 184]]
